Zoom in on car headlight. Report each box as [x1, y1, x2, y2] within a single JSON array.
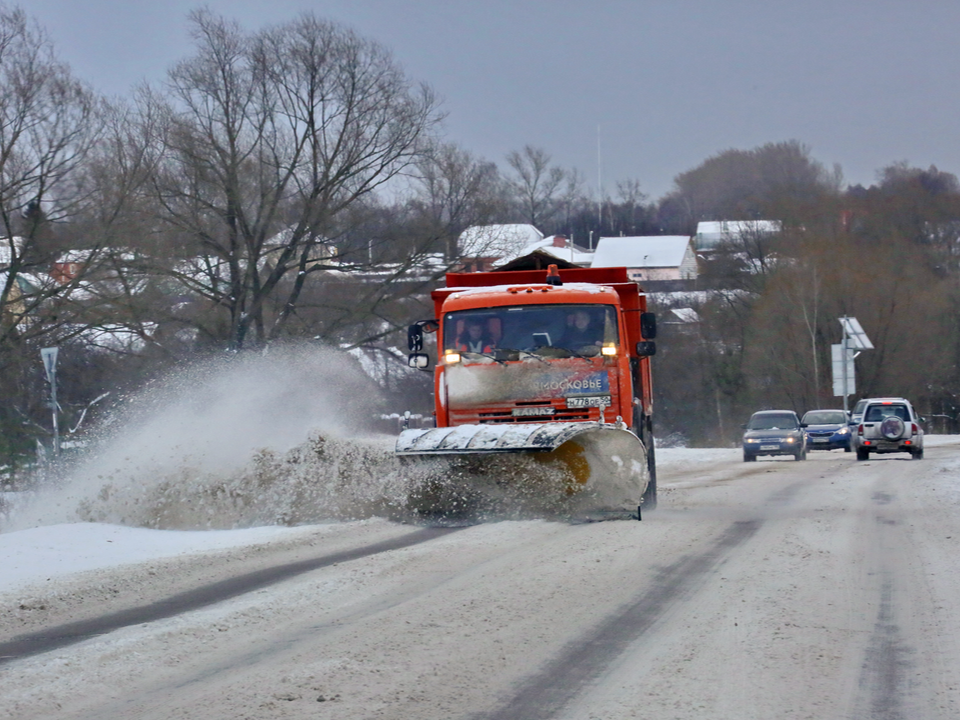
[[837, 427, 850, 435], [745, 438, 760, 443], [785, 436, 795, 443]]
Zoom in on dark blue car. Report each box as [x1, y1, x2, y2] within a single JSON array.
[[801, 409, 852, 452]]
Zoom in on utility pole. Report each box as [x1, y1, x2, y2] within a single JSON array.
[[597, 124, 602, 227], [841, 331, 849, 413]]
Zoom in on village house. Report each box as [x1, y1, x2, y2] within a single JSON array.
[[590, 235, 698, 289], [458, 224, 595, 271], [694, 220, 782, 252], [456, 224, 544, 272]]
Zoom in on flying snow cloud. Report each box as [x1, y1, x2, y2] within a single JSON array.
[[5, 344, 401, 531]]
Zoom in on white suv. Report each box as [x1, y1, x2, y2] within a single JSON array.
[[854, 397, 924, 460]]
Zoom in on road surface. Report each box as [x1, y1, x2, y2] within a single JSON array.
[[3, 439, 960, 719]]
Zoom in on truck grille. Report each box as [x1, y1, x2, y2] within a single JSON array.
[[450, 405, 594, 424]]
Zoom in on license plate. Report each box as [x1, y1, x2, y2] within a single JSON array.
[[566, 395, 610, 408], [760, 444, 778, 450], [812, 438, 829, 443]]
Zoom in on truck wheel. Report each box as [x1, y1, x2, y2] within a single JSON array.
[[856, 447, 869, 461]]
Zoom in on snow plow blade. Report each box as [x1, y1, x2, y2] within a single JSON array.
[[396, 422, 648, 518]]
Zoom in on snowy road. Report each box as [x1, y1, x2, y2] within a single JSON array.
[[4, 440, 960, 719]]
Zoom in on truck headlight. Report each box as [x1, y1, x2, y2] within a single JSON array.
[[444, 352, 461, 365], [601, 344, 617, 357]]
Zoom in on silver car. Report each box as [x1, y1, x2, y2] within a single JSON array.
[[848, 399, 868, 428], [854, 397, 924, 460]]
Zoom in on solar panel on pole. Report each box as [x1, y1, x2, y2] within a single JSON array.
[[839, 316, 873, 350]]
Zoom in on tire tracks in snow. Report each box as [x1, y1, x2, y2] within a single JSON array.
[[0, 526, 461, 665], [850, 484, 914, 720], [474, 481, 805, 720]]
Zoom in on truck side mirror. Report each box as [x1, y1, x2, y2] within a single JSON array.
[[636, 341, 656, 357], [408, 319, 439, 352], [408, 324, 423, 352], [640, 312, 657, 340], [408, 353, 430, 370]]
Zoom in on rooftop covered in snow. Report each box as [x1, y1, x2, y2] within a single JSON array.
[[694, 220, 782, 250], [496, 235, 593, 267], [458, 224, 543, 260], [591, 235, 697, 283], [592, 235, 691, 269]]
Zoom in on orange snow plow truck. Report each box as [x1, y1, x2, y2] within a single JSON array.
[[400, 264, 657, 519]]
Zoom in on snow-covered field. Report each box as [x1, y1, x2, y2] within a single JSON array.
[[2, 438, 960, 719]]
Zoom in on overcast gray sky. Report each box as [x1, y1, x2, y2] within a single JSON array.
[[27, 0, 960, 200]]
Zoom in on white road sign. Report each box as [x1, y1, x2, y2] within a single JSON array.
[[832, 343, 855, 397], [40, 347, 59, 384]]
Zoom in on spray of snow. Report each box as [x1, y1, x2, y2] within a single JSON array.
[[3, 344, 414, 531]]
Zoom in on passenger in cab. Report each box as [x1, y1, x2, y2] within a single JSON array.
[[457, 318, 495, 353]]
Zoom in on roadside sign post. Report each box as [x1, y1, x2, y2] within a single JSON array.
[[833, 317, 873, 412], [831, 344, 855, 404], [40, 347, 60, 456]]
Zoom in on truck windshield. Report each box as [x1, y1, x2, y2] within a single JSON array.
[[443, 304, 619, 358]]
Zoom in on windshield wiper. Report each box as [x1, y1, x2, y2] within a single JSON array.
[[460, 350, 506, 365], [519, 348, 550, 364]]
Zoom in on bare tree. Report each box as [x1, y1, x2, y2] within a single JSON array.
[[412, 142, 506, 259], [616, 178, 645, 205], [610, 178, 648, 236], [146, 10, 441, 350], [505, 145, 567, 228], [0, 6, 102, 342], [0, 6, 109, 464]]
